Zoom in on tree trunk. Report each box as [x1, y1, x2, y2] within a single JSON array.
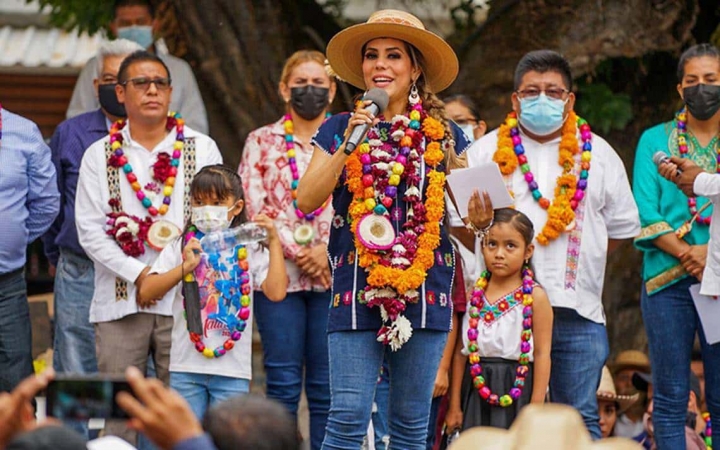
[[167, 0, 343, 168]]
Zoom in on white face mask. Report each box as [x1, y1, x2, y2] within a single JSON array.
[[459, 123, 476, 142], [192, 205, 231, 233]]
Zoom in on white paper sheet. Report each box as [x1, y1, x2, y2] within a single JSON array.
[[689, 283, 720, 345], [446, 164, 514, 218]]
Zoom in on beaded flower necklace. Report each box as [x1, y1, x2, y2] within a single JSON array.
[[108, 112, 184, 217], [345, 100, 446, 350], [493, 111, 593, 245], [184, 225, 251, 359], [284, 112, 331, 221], [467, 267, 534, 407], [675, 107, 718, 225]]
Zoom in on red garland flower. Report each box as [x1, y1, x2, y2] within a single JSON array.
[[105, 212, 153, 257], [152, 152, 173, 184]]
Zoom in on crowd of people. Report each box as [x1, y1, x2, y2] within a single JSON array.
[[0, 0, 719, 449]]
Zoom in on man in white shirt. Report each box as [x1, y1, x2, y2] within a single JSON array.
[[75, 50, 222, 445], [462, 50, 640, 439], [659, 155, 720, 296], [66, 0, 208, 134]]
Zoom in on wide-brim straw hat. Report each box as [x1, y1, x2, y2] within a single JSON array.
[[597, 365, 639, 413], [449, 404, 643, 450], [611, 350, 651, 375], [326, 9, 459, 93]]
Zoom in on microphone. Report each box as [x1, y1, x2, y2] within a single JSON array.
[[652, 151, 682, 175], [344, 88, 390, 155]]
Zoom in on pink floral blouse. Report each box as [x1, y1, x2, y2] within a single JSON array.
[[238, 117, 333, 293]]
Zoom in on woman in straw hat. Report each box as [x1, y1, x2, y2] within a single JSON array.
[[296, 9, 472, 449], [596, 365, 639, 438]]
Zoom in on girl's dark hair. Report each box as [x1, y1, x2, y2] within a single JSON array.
[[677, 43, 720, 81], [189, 164, 248, 227], [491, 208, 536, 271]]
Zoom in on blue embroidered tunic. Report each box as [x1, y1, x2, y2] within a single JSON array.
[[311, 113, 470, 333]]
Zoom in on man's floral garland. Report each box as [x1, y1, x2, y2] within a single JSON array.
[[676, 107, 717, 226], [493, 111, 592, 245], [467, 268, 534, 407], [108, 112, 184, 217], [345, 101, 446, 350], [105, 212, 153, 257]]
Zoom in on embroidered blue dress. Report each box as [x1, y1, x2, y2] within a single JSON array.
[[311, 113, 470, 333]]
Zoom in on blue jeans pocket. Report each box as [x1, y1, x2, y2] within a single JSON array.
[[59, 253, 93, 280]]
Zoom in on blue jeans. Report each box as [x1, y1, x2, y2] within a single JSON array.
[[322, 329, 448, 450], [372, 359, 390, 449], [53, 250, 97, 374], [170, 372, 250, 419], [426, 396, 442, 450], [254, 290, 331, 450], [549, 307, 608, 440], [642, 277, 720, 450], [0, 270, 33, 393]]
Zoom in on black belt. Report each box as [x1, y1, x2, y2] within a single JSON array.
[[0, 268, 23, 284]]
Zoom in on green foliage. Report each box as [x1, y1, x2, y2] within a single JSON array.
[[574, 82, 634, 135], [28, 0, 113, 35], [451, 0, 490, 32], [712, 23, 720, 48]]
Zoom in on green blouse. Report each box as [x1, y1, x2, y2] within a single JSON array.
[[633, 120, 717, 295]]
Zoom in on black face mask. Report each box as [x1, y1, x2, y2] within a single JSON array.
[[98, 83, 126, 118], [290, 85, 329, 120], [683, 83, 720, 121]]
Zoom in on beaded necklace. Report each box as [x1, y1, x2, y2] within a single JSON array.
[[467, 267, 534, 407], [493, 111, 593, 244], [108, 112, 184, 217], [184, 225, 251, 359], [283, 112, 331, 221], [675, 108, 718, 225], [703, 412, 712, 449]]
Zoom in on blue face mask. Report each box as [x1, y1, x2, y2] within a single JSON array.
[[117, 25, 154, 49], [518, 94, 567, 136]]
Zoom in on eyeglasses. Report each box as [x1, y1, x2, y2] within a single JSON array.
[[516, 88, 568, 100], [120, 77, 172, 91]]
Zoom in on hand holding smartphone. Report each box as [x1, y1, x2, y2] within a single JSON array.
[[46, 375, 134, 420]]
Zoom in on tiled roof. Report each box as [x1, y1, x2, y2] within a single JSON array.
[[0, 25, 102, 74]]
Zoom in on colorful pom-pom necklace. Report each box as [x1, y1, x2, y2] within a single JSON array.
[[703, 412, 712, 449], [108, 112, 184, 217], [467, 267, 534, 407], [675, 107, 718, 226], [493, 111, 592, 244], [283, 113, 331, 221], [183, 225, 251, 359]]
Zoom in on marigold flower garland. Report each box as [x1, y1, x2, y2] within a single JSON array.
[[493, 111, 592, 245], [467, 267, 534, 407], [676, 107, 718, 226], [345, 101, 446, 350]]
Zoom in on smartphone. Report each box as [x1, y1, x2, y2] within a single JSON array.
[[46, 375, 133, 420]]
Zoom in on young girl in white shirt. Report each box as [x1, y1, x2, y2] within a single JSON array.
[[139, 164, 287, 419], [446, 199, 553, 431]]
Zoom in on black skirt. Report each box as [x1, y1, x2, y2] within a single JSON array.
[[460, 358, 534, 430]]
